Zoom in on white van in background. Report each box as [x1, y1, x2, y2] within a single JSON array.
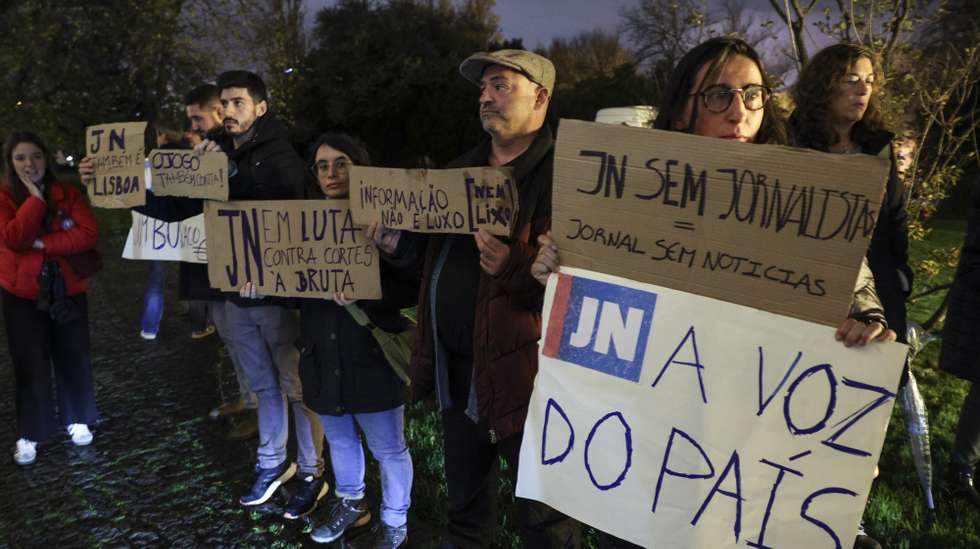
[[594, 105, 657, 128]]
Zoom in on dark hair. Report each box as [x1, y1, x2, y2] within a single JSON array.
[[307, 132, 372, 198], [790, 43, 886, 151], [654, 37, 786, 145], [184, 84, 221, 108], [216, 70, 268, 104], [3, 132, 58, 212], [152, 118, 190, 149]]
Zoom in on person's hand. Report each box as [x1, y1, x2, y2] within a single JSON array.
[[475, 229, 510, 276], [195, 139, 222, 153], [365, 221, 402, 254], [331, 291, 356, 307], [239, 281, 263, 299], [77, 156, 96, 185], [835, 318, 896, 347], [531, 231, 560, 286], [20, 176, 44, 201]]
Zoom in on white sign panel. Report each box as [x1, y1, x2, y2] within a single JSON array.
[[122, 212, 207, 263], [517, 267, 907, 549]]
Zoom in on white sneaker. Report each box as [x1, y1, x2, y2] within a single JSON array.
[[140, 330, 157, 340], [67, 423, 93, 446], [14, 438, 36, 465]]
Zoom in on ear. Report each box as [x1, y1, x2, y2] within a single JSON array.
[[535, 87, 550, 109], [255, 100, 268, 118]]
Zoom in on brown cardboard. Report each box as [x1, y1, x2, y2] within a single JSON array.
[[204, 199, 381, 299], [348, 166, 518, 236], [84, 122, 147, 208], [552, 119, 891, 327], [148, 150, 229, 200]]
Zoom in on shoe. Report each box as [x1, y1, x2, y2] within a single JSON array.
[[283, 474, 329, 519], [191, 324, 216, 339], [67, 423, 93, 446], [853, 522, 882, 549], [13, 438, 36, 465], [140, 330, 157, 340], [226, 412, 258, 440], [209, 399, 248, 419], [310, 497, 372, 543], [350, 521, 407, 549], [240, 461, 296, 506], [949, 466, 980, 507]]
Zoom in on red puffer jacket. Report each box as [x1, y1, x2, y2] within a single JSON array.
[[0, 181, 99, 299]]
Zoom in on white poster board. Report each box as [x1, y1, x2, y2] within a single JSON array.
[[122, 212, 207, 263], [517, 267, 907, 548]]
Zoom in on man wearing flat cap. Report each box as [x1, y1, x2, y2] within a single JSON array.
[[372, 49, 581, 548]]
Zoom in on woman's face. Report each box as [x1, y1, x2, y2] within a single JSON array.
[[10, 142, 46, 183], [829, 56, 874, 127], [678, 54, 766, 143], [314, 144, 352, 199]]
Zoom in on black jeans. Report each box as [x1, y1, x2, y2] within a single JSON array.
[[953, 380, 980, 471], [2, 289, 98, 441], [441, 403, 582, 549]]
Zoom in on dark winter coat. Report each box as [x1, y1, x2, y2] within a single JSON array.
[[939, 179, 980, 383], [297, 260, 418, 415]]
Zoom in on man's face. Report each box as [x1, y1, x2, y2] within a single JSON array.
[[185, 102, 223, 138], [220, 87, 267, 136], [478, 66, 547, 142]]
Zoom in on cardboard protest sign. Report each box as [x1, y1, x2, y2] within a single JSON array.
[[84, 122, 147, 208], [349, 167, 518, 236], [517, 267, 907, 549], [148, 150, 229, 200], [552, 119, 891, 326], [204, 200, 381, 299], [122, 212, 207, 263]]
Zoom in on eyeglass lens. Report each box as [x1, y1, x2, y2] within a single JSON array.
[[701, 85, 768, 113]]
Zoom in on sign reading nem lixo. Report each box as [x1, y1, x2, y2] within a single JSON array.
[[348, 166, 518, 236], [204, 199, 381, 299], [85, 122, 147, 208], [122, 212, 207, 263], [552, 119, 891, 326], [148, 149, 229, 200], [516, 267, 907, 549]]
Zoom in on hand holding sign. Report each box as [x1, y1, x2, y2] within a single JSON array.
[[365, 221, 401, 254], [836, 318, 895, 347], [532, 231, 560, 286], [475, 228, 510, 275]]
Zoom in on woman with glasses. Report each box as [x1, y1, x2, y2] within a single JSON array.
[[0, 132, 100, 465], [243, 132, 415, 547]]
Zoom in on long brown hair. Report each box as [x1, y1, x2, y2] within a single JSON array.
[[654, 37, 787, 145], [791, 43, 887, 151], [3, 132, 58, 213]]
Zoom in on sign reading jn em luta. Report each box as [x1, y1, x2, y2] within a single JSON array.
[[204, 200, 381, 299], [148, 149, 229, 200], [349, 166, 518, 236], [85, 122, 147, 208], [552, 119, 891, 327]]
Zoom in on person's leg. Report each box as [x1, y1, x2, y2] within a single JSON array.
[[140, 261, 165, 337], [49, 293, 98, 427], [2, 290, 57, 442], [953, 381, 980, 471], [254, 305, 324, 476], [441, 406, 498, 549], [211, 300, 257, 410], [498, 431, 583, 549], [188, 300, 211, 335], [357, 406, 413, 528], [321, 414, 367, 499]]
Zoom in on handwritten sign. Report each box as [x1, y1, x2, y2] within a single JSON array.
[[203, 199, 381, 299], [552, 119, 891, 326], [122, 212, 207, 263], [85, 122, 147, 208], [517, 267, 907, 548], [349, 167, 518, 236], [148, 150, 229, 200]]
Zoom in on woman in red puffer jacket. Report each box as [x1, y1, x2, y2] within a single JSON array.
[[0, 131, 100, 466]]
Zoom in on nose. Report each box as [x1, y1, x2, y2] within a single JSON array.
[[855, 80, 871, 95], [479, 86, 492, 105], [726, 91, 749, 122]]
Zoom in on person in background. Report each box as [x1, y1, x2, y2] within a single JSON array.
[[0, 131, 100, 465]]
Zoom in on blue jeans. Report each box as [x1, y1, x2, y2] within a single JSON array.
[[320, 406, 412, 527], [211, 301, 256, 409], [223, 300, 323, 475], [140, 261, 165, 335]]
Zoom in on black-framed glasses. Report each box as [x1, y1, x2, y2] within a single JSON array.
[[310, 158, 350, 177], [694, 84, 771, 113]]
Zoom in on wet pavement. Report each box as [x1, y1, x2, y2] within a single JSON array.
[[0, 228, 451, 548]]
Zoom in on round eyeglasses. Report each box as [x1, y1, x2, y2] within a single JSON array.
[[311, 158, 350, 177], [693, 84, 771, 113]]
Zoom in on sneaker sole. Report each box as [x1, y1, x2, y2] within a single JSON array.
[[14, 455, 35, 466], [72, 436, 93, 446], [283, 481, 330, 520], [240, 462, 297, 506], [309, 511, 372, 544]]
